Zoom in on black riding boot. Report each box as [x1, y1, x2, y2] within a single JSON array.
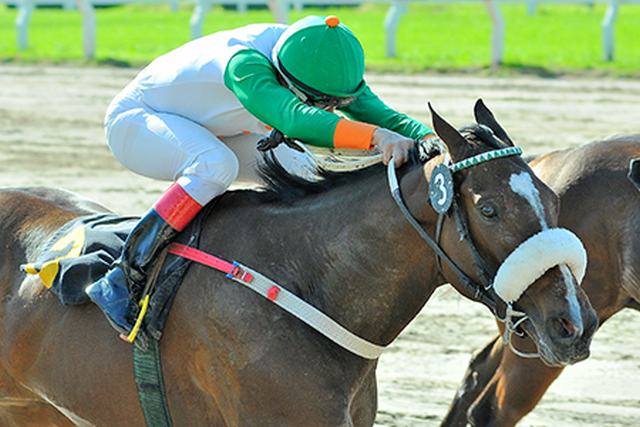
[[86, 183, 203, 336], [85, 210, 178, 334]]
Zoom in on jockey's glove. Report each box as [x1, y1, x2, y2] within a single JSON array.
[[256, 129, 305, 153], [372, 128, 415, 168]]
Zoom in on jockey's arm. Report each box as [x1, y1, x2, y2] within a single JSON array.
[[341, 85, 435, 141], [224, 49, 377, 150]]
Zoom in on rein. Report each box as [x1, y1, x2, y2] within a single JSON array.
[[388, 147, 523, 317], [387, 162, 497, 311], [387, 147, 543, 358]]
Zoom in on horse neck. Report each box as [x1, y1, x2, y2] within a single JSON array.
[[260, 165, 442, 347]]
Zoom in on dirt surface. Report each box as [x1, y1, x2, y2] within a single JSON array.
[[1, 64, 639, 426]]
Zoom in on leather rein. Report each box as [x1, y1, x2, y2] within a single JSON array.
[[388, 146, 524, 320]]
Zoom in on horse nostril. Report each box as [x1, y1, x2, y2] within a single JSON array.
[[557, 317, 578, 339]]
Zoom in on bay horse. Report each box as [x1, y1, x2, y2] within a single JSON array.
[[442, 135, 640, 427], [0, 102, 596, 426]]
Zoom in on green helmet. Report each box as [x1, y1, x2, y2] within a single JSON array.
[[273, 15, 366, 98]]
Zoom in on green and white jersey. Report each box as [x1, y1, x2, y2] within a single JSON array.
[[129, 23, 432, 149]]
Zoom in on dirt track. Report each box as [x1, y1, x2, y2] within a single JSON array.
[[1, 64, 639, 426]]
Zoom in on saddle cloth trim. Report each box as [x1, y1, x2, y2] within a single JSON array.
[[167, 243, 386, 360]]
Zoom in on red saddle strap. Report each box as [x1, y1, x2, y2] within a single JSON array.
[[167, 243, 254, 283]]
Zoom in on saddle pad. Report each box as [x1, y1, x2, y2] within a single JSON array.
[[22, 206, 212, 341], [23, 213, 139, 305]]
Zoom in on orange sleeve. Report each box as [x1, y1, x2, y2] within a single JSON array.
[[333, 119, 378, 150]]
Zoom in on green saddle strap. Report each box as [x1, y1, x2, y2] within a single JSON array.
[[133, 338, 173, 427]]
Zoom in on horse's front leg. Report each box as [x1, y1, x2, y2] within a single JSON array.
[[441, 335, 503, 427], [466, 339, 563, 427], [348, 369, 377, 427]]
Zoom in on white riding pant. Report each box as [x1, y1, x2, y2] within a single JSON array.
[[105, 88, 318, 205]]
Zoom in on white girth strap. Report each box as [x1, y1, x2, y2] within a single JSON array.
[[492, 228, 588, 303], [168, 243, 386, 359], [228, 265, 386, 359]]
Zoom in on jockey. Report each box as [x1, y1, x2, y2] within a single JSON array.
[[85, 15, 436, 335]]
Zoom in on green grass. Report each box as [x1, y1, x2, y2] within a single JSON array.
[[1, 3, 639, 75]]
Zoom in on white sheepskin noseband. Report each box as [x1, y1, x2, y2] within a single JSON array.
[[492, 228, 587, 303]]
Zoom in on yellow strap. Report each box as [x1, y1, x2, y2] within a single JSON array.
[[22, 263, 38, 275], [22, 224, 86, 288], [38, 261, 61, 289], [124, 294, 151, 344]]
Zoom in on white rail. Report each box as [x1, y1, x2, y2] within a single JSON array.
[[9, 0, 636, 65], [602, 0, 619, 61], [12, 0, 179, 54]]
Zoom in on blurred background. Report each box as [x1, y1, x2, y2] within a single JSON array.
[[1, 1, 639, 426], [1, 1, 639, 74]]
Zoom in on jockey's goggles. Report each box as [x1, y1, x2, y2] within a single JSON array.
[[278, 63, 359, 110]]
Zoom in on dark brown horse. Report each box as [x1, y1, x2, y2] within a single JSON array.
[[442, 135, 640, 427], [0, 103, 596, 426]]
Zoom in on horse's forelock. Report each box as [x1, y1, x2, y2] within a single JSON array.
[[458, 124, 508, 157]]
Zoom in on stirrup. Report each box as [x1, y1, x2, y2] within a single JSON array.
[[120, 294, 151, 344]]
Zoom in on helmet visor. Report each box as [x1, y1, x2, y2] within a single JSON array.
[[307, 94, 356, 110], [278, 61, 361, 110]]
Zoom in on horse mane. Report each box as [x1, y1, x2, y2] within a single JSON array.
[[256, 139, 442, 203], [255, 124, 508, 202]]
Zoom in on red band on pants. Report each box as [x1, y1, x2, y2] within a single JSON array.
[[153, 183, 203, 231]]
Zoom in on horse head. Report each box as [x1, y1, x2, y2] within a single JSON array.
[[425, 100, 597, 367]]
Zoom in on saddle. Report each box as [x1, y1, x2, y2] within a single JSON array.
[[22, 207, 211, 341]]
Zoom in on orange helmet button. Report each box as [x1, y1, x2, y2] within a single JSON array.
[[325, 16, 340, 28]]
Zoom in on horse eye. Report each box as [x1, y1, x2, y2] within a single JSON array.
[[480, 204, 497, 218]]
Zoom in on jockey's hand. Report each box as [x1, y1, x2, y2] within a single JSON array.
[[256, 129, 304, 153], [371, 128, 414, 168]]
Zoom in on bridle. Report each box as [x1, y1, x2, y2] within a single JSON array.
[[434, 194, 538, 359], [388, 145, 540, 358]]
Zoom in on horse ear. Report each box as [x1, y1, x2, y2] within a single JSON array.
[[428, 102, 469, 162], [473, 99, 514, 147]]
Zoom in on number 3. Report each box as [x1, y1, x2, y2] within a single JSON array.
[[434, 173, 448, 206]]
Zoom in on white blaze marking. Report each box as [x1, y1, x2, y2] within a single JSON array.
[[509, 172, 548, 229], [560, 264, 583, 333], [509, 172, 582, 328]]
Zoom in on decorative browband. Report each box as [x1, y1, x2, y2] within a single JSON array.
[[451, 147, 523, 173]]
